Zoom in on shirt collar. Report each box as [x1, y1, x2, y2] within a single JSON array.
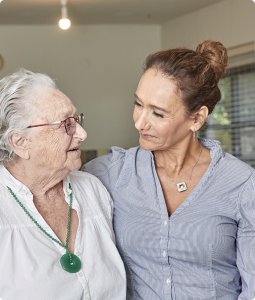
[[147, 138, 224, 166], [198, 138, 224, 164], [0, 165, 32, 195], [63, 175, 72, 197], [0, 165, 72, 197]]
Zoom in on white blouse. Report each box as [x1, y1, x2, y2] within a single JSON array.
[[0, 166, 126, 300]]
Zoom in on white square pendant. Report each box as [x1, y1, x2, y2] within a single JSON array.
[[177, 182, 187, 192]]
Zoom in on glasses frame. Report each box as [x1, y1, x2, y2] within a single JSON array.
[[27, 113, 84, 136]]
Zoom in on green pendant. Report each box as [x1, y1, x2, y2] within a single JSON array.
[[60, 253, 81, 273]]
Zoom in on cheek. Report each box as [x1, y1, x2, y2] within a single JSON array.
[[156, 123, 173, 139], [133, 108, 138, 123], [155, 118, 186, 139], [34, 132, 68, 165]]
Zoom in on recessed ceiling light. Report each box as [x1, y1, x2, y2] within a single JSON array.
[[59, 0, 71, 30]]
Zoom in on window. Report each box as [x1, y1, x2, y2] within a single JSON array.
[[201, 43, 255, 168]]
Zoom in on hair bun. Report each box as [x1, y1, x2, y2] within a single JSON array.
[[196, 40, 228, 82]]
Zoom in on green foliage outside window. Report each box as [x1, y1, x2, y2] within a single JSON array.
[[211, 77, 232, 153]]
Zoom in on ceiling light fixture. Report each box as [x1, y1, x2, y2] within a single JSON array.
[[59, 0, 71, 30]]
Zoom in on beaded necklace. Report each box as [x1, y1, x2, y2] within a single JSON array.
[[7, 183, 81, 273]]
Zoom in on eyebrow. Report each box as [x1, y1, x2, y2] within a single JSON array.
[[62, 110, 76, 119], [134, 93, 170, 114]]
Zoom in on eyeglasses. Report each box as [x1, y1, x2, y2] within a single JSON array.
[[27, 113, 84, 136]]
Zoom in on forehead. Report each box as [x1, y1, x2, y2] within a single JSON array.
[[33, 88, 76, 122], [137, 69, 179, 106], [136, 69, 184, 112]]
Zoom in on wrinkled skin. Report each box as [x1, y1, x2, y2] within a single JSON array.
[[27, 88, 87, 178], [7, 88, 87, 252]]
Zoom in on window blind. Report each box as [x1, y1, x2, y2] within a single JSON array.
[[200, 43, 255, 168]]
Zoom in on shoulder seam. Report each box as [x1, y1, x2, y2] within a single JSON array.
[[88, 154, 126, 177], [236, 170, 255, 220]]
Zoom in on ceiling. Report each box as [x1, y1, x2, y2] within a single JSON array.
[[0, 0, 224, 25]]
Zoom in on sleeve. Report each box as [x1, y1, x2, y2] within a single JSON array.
[[82, 146, 126, 197], [236, 171, 255, 299]]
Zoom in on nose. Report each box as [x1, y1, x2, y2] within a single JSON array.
[[134, 110, 150, 131], [74, 123, 87, 141]]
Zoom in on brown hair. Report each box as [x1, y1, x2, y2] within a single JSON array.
[[143, 40, 228, 116]]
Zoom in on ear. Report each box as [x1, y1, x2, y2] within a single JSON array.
[[8, 132, 30, 160], [190, 105, 209, 132]]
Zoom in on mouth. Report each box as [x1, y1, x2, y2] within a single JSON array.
[[140, 132, 155, 139], [68, 147, 80, 152]]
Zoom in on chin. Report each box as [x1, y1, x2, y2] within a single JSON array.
[[70, 159, 82, 171], [139, 139, 157, 151]]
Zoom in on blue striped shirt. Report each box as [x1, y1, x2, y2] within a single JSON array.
[[82, 139, 255, 300]]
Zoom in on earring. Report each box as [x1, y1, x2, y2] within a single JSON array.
[[193, 131, 196, 142]]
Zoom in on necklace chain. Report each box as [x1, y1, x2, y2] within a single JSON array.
[[7, 183, 73, 263], [155, 144, 202, 187]]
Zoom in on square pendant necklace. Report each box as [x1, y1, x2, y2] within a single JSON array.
[[155, 145, 202, 192]]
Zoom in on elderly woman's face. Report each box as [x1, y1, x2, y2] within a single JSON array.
[[133, 69, 193, 151], [26, 88, 87, 173]]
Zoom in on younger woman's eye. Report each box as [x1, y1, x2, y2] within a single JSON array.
[[134, 100, 142, 107], [153, 111, 164, 118]]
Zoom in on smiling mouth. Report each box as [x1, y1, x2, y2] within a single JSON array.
[[68, 147, 79, 152]]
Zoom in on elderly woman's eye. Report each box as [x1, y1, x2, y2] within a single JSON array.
[[65, 118, 75, 129]]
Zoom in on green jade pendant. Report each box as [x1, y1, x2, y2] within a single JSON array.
[[60, 252, 81, 273], [7, 183, 81, 273]]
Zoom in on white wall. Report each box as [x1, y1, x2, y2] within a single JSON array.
[[162, 0, 255, 50], [0, 25, 161, 150]]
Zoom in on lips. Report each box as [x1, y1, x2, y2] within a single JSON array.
[[68, 147, 79, 151], [67, 145, 81, 152], [140, 132, 155, 139]]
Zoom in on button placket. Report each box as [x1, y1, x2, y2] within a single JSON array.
[[161, 217, 173, 299]]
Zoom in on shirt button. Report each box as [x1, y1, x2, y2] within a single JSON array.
[[164, 220, 167, 226], [166, 278, 171, 285], [78, 272, 83, 277], [163, 251, 166, 257], [76, 252, 80, 256], [85, 297, 90, 300]]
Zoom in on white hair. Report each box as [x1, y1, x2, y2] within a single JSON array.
[[0, 69, 57, 166]]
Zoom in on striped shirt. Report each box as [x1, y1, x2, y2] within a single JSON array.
[[82, 139, 255, 300]]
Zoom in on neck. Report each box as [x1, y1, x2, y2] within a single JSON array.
[[6, 159, 68, 202], [154, 137, 202, 175]]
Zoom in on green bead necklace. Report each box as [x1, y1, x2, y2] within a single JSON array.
[[7, 183, 81, 273]]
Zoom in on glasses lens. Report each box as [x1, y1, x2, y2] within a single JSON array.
[[65, 118, 76, 135], [65, 114, 84, 135], [79, 113, 84, 127]]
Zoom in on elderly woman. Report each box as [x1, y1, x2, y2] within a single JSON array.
[[83, 40, 255, 299], [0, 69, 126, 300]]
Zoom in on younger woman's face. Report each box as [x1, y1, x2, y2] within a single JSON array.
[[133, 68, 194, 151]]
